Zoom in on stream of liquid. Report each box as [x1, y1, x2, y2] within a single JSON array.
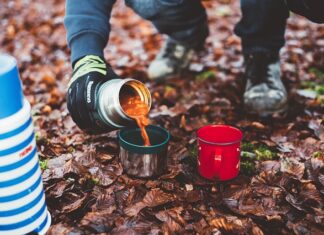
[[121, 96, 151, 146]]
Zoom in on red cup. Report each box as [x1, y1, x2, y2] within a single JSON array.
[[197, 125, 243, 181]]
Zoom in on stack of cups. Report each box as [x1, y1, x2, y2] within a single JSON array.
[[0, 54, 51, 235]]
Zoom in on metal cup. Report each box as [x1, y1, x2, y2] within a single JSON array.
[[118, 125, 170, 178]]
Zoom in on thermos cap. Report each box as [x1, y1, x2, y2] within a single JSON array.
[[0, 54, 24, 119]]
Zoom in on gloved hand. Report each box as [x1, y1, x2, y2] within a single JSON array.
[[67, 55, 119, 132]]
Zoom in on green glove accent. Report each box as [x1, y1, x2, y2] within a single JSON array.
[[69, 55, 107, 87]]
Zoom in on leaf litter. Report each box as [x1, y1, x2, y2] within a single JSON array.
[[1, 0, 323, 234]]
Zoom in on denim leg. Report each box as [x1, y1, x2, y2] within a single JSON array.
[[286, 0, 324, 23], [234, 0, 290, 54], [125, 0, 209, 49]]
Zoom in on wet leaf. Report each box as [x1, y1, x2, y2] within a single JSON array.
[[209, 217, 254, 234], [280, 157, 305, 179], [61, 194, 88, 213], [80, 211, 116, 233], [124, 188, 173, 216], [308, 119, 324, 141], [155, 207, 186, 233], [46, 223, 78, 235]]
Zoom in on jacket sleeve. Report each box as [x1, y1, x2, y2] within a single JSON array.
[[64, 0, 116, 64]]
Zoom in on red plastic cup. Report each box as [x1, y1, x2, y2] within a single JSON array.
[[197, 125, 243, 181]]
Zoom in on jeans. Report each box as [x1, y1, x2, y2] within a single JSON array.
[[65, 0, 322, 63], [125, 0, 209, 49], [234, 0, 324, 54], [129, 0, 324, 54], [127, 0, 290, 54], [234, 0, 289, 54]]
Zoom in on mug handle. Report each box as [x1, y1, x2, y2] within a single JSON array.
[[212, 148, 223, 179]]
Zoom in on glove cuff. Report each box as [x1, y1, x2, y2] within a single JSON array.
[[70, 32, 106, 65]]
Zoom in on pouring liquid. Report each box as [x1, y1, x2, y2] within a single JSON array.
[[121, 96, 151, 146]]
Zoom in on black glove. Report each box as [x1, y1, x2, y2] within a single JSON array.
[[67, 55, 119, 133]]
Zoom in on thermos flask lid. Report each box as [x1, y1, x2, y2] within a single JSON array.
[[0, 54, 24, 119]]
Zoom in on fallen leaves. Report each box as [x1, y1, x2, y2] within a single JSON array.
[[61, 194, 88, 214], [124, 188, 174, 217], [155, 207, 186, 233], [308, 119, 324, 141], [280, 157, 305, 179], [209, 217, 256, 234], [1, 0, 323, 234], [80, 211, 116, 233]]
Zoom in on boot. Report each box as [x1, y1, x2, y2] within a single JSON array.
[[243, 52, 288, 116], [148, 38, 194, 81]]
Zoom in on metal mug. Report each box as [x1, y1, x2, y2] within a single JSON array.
[[197, 125, 243, 181], [118, 125, 170, 178]]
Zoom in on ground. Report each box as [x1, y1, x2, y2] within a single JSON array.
[[1, 0, 323, 234]]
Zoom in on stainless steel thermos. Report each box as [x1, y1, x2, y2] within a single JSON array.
[[96, 78, 152, 130]]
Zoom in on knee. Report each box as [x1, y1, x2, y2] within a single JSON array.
[[158, 0, 184, 7], [125, 0, 185, 20]]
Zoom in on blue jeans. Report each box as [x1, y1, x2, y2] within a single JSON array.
[[128, 0, 323, 54], [65, 0, 208, 63], [65, 0, 323, 63], [127, 0, 289, 54], [234, 0, 323, 54], [125, 0, 209, 49], [234, 0, 289, 54]]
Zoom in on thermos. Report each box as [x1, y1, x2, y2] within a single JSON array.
[[95, 78, 152, 130], [0, 54, 51, 235]]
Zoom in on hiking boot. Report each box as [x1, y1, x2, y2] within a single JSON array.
[[243, 52, 288, 116], [148, 38, 194, 81]]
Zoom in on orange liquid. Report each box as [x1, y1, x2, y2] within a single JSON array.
[[121, 96, 151, 146]]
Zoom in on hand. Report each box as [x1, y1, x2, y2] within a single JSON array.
[[67, 55, 119, 132]]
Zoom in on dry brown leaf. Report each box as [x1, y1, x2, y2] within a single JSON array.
[[280, 157, 305, 179], [61, 194, 88, 213], [155, 207, 186, 233], [124, 188, 173, 216]]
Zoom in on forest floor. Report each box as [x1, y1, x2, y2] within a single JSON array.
[[1, 0, 323, 234]]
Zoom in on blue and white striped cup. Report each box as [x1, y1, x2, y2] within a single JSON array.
[[0, 54, 51, 235]]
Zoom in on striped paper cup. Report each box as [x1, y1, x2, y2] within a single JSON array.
[[0, 55, 51, 235]]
